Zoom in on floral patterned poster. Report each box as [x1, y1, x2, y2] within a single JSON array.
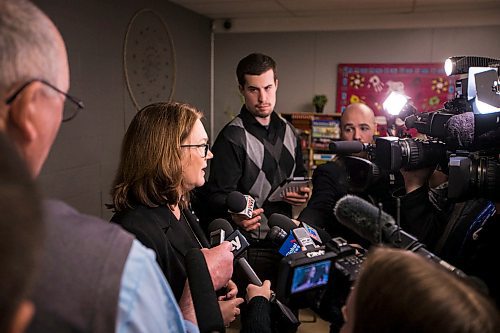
[[336, 63, 455, 135]]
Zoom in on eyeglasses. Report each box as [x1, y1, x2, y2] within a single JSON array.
[[5, 79, 85, 122], [180, 143, 211, 158]]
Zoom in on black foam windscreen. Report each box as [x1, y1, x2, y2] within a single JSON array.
[[225, 191, 247, 212], [445, 112, 475, 148], [185, 248, 225, 333], [334, 194, 395, 244], [328, 140, 364, 154], [207, 218, 233, 235], [268, 213, 297, 233]]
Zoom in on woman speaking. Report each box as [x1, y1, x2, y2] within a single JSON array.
[[109, 102, 243, 326]]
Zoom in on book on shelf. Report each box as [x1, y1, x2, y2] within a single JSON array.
[[311, 119, 340, 139], [313, 153, 336, 161]]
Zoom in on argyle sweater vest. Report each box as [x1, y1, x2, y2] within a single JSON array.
[[223, 112, 299, 208]]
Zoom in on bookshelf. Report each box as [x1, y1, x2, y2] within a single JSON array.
[[281, 112, 342, 176]]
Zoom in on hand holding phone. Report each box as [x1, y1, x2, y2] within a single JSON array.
[[268, 177, 311, 203]]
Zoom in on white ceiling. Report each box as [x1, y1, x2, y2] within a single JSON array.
[[169, 0, 500, 33]]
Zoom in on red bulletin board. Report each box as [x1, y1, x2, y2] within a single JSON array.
[[336, 63, 455, 135]]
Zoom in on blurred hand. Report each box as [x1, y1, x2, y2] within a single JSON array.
[[218, 279, 238, 300], [219, 297, 244, 327], [246, 280, 272, 302], [283, 186, 310, 206], [231, 207, 264, 231], [179, 283, 197, 325], [201, 242, 233, 290]]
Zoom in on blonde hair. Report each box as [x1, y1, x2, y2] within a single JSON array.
[[110, 102, 202, 211]]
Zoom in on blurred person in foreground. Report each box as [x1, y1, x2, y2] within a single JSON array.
[[340, 247, 500, 333], [0, 133, 43, 333]]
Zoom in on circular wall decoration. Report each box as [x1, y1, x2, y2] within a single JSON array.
[[124, 8, 176, 110]]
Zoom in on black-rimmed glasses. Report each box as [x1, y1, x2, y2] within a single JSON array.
[[5, 79, 85, 122], [180, 143, 211, 158]]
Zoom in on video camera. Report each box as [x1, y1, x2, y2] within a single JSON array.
[[275, 235, 365, 309], [330, 56, 500, 201]]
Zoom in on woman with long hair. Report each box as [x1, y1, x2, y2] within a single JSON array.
[[109, 102, 243, 326]]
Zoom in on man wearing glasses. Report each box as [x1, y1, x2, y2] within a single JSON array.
[[0, 1, 233, 332]]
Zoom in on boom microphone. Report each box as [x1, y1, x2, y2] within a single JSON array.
[[334, 195, 466, 278], [226, 191, 255, 219], [328, 140, 366, 154], [444, 111, 500, 149], [334, 195, 394, 244]]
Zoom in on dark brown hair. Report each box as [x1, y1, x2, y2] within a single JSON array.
[[350, 247, 500, 333], [110, 102, 202, 211], [236, 53, 277, 87]]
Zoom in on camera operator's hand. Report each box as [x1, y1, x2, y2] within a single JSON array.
[[283, 186, 310, 206], [400, 167, 435, 194], [246, 280, 272, 302], [231, 207, 264, 231]]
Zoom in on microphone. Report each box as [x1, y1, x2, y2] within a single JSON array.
[[207, 218, 300, 327], [439, 111, 500, 150], [328, 140, 366, 154], [226, 191, 255, 219], [207, 218, 250, 259], [267, 214, 330, 255], [334, 195, 466, 278], [208, 218, 228, 247], [267, 214, 302, 256], [185, 248, 225, 333], [334, 195, 394, 244]]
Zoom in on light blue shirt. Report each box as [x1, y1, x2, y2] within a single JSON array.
[[116, 240, 199, 333]]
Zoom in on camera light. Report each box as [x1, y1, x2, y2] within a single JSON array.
[[383, 91, 409, 116], [444, 56, 499, 76], [444, 58, 454, 76]]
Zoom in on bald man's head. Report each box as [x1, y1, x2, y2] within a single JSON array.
[[341, 103, 376, 143]]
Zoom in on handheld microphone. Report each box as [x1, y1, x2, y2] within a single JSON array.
[[267, 213, 331, 244], [226, 191, 255, 219], [207, 218, 250, 259], [185, 248, 225, 333], [267, 213, 330, 255], [267, 226, 288, 245], [209, 218, 227, 247], [334, 195, 466, 278], [207, 218, 300, 327], [267, 214, 302, 256]]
